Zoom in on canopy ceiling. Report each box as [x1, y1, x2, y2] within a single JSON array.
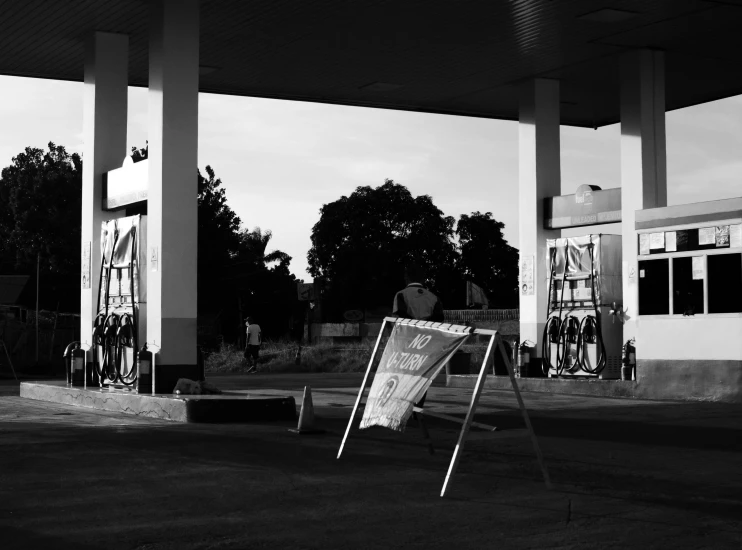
[[2, 0, 742, 127]]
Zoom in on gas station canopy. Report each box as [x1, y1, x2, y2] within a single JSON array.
[[2, 0, 742, 127]]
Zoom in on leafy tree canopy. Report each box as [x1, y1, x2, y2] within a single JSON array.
[[307, 180, 519, 316], [307, 179, 458, 315], [0, 142, 297, 341], [0, 142, 82, 274], [456, 211, 518, 308], [0, 143, 82, 310]]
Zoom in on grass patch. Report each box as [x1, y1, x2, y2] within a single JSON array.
[[204, 340, 371, 374]]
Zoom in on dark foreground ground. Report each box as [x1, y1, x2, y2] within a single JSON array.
[[1, 373, 741, 549]]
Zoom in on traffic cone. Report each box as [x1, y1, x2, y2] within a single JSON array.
[[289, 386, 325, 434]]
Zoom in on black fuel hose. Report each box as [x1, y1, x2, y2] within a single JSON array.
[[576, 314, 606, 374], [557, 315, 580, 375], [115, 313, 138, 386], [585, 241, 607, 374], [91, 313, 108, 382], [541, 315, 561, 375], [541, 248, 562, 376], [101, 313, 120, 384]]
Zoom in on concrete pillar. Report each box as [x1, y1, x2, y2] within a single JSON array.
[[518, 79, 561, 363], [81, 32, 129, 347], [147, 0, 200, 379], [620, 50, 667, 341]]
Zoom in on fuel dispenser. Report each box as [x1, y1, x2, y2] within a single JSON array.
[[90, 215, 147, 389], [542, 234, 623, 379]]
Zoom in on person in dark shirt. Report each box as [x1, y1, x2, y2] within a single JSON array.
[[392, 263, 444, 412], [392, 263, 444, 322]]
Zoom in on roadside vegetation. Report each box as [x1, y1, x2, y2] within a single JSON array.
[[204, 340, 371, 374], [204, 320, 519, 376]]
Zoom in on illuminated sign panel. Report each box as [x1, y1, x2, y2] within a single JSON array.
[[103, 158, 149, 210], [544, 186, 621, 229]]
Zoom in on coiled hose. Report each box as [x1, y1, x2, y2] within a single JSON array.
[[577, 242, 607, 374], [115, 313, 138, 386]]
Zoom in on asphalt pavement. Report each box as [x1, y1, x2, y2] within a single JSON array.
[[1, 372, 741, 549]]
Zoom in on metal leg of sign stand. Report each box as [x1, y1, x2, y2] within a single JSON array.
[[440, 331, 496, 497], [1, 341, 18, 381], [413, 407, 497, 432], [497, 334, 553, 490], [337, 319, 388, 460]]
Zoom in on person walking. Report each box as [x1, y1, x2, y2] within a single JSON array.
[[244, 316, 262, 373]]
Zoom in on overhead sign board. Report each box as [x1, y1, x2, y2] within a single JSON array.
[[103, 157, 149, 211], [544, 186, 621, 229]]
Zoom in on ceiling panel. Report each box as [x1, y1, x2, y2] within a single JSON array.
[[0, 0, 741, 126]]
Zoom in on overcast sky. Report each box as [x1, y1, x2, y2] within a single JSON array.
[[1, 75, 741, 280]]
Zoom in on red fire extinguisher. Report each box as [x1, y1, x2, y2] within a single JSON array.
[[517, 340, 533, 378], [71, 345, 85, 387], [622, 338, 636, 380], [138, 344, 153, 395]]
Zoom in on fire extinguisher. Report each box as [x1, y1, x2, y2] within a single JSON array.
[[71, 345, 85, 387], [622, 338, 636, 381], [63, 342, 79, 385], [137, 344, 153, 395], [517, 340, 533, 378]]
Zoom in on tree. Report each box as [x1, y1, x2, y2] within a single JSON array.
[[131, 144, 298, 340], [197, 165, 243, 311], [225, 227, 298, 341], [456, 211, 519, 308], [307, 179, 457, 319], [0, 142, 82, 310], [0, 141, 298, 341], [234, 227, 291, 270]]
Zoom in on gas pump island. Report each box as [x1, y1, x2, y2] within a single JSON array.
[[90, 215, 149, 391], [542, 234, 623, 379], [68, 158, 159, 393], [536, 185, 627, 380]]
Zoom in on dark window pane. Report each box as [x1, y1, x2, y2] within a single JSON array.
[[673, 257, 704, 315], [708, 253, 742, 313], [639, 259, 669, 315]]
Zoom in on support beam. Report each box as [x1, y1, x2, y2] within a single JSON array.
[[147, 0, 200, 382], [518, 79, 561, 368], [621, 50, 667, 342], [81, 32, 129, 348]]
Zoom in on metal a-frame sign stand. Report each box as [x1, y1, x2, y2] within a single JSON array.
[[337, 317, 552, 497]]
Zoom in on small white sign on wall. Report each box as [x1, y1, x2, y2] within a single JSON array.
[[520, 255, 534, 296], [639, 234, 650, 255], [649, 232, 665, 249], [699, 227, 715, 246], [81, 241, 91, 289], [731, 224, 742, 248], [665, 231, 677, 252], [692, 256, 705, 280]]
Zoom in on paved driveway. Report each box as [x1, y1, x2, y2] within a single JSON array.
[[1, 373, 741, 549]]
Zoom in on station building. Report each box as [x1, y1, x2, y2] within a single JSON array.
[[2, 1, 741, 401]]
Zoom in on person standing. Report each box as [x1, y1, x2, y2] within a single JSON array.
[[392, 264, 444, 322], [244, 316, 262, 373], [392, 263, 444, 410]]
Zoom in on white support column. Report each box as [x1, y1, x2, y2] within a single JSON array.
[[81, 32, 129, 347], [519, 79, 561, 364], [621, 50, 667, 341], [147, 0, 200, 372]]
